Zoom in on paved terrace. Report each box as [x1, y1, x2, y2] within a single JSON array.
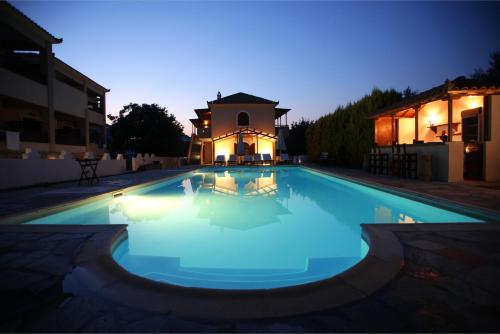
[[0, 166, 499, 331]]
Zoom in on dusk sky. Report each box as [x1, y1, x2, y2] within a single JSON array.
[[12, 1, 500, 134]]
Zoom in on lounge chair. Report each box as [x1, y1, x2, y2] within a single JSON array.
[[253, 153, 263, 165], [262, 153, 274, 165], [243, 154, 253, 165], [228, 154, 238, 165], [214, 155, 225, 165], [280, 153, 292, 164]]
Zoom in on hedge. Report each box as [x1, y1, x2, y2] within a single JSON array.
[[306, 88, 402, 167]]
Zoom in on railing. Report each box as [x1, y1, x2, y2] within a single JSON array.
[[20, 131, 48, 143], [197, 127, 211, 138], [275, 125, 289, 136], [0, 67, 48, 107], [54, 79, 87, 118], [55, 132, 85, 146]]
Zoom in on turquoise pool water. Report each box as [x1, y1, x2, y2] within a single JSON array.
[[26, 166, 482, 289]]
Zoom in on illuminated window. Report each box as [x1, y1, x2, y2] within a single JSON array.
[[237, 112, 249, 126]]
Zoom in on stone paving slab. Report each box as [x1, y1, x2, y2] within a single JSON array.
[[0, 223, 499, 332]]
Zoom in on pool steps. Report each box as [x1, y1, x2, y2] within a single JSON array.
[[116, 254, 359, 289]]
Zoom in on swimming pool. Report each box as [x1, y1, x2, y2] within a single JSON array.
[[26, 166, 482, 289]]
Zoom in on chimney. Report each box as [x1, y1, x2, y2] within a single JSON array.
[[217, 91, 222, 100]]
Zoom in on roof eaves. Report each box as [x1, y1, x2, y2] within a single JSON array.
[[2, 1, 63, 44], [55, 57, 110, 92]]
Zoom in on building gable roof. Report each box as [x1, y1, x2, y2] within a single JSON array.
[[207, 92, 278, 105]]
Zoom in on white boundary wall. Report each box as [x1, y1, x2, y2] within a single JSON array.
[[0, 158, 126, 190]]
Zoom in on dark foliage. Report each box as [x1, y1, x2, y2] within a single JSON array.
[[306, 88, 403, 167], [107, 103, 186, 156], [286, 118, 313, 155], [471, 51, 500, 82], [402, 86, 419, 99]]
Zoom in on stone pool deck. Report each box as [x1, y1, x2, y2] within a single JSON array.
[[1, 223, 499, 332], [1, 165, 500, 331]]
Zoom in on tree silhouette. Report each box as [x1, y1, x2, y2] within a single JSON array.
[[471, 51, 500, 82], [107, 103, 186, 156], [286, 118, 313, 155]]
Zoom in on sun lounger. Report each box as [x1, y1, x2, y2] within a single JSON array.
[[214, 155, 225, 165], [228, 154, 238, 165], [243, 154, 253, 165], [262, 153, 274, 165], [253, 153, 263, 165], [280, 153, 292, 164]]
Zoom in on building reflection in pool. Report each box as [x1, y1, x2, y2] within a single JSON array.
[[110, 169, 291, 229]]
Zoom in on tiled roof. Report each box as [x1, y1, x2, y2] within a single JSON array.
[[372, 76, 500, 118], [1, 1, 62, 44], [208, 92, 278, 105]]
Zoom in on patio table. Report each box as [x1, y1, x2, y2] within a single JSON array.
[[76, 158, 100, 185]]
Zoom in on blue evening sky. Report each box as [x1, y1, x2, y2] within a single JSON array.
[[12, 1, 500, 133]]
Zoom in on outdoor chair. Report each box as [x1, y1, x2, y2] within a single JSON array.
[[401, 144, 418, 179], [243, 154, 253, 165], [280, 153, 292, 164], [262, 153, 274, 165], [228, 154, 238, 165], [254, 153, 263, 165], [214, 155, 226, 165]]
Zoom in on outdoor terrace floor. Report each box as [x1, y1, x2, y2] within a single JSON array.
[[0, 165, 499, 332]]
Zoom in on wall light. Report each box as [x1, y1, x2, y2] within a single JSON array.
[[467, 95, 480, 109], [428, 113, 438, 127]]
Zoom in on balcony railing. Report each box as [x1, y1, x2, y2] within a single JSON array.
[[275, 125, 289, 136], [56, 131, 85, 146], [20, 131, 49, 143], [54, 79, 87, 118], [0, 67, 48, 107], [197, 127, 211, 138]]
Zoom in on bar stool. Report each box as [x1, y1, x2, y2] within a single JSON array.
[[369, 145, 378, 174], [402, 144, 418, 179], [391, 143, 402, 177], [376, 146, 389, 175]]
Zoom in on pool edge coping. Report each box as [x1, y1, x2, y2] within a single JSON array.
[[3, 164, 496, 224], [303, 165, 500, 222], [61, 223, 404, 319], [49, 222, 500, 319], [0, 169, 197, 225]]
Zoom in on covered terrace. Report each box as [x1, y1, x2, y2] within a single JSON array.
[[371, 77, 500, 182]]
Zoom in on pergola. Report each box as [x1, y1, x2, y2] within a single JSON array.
[[212, 127, 277, 142]]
